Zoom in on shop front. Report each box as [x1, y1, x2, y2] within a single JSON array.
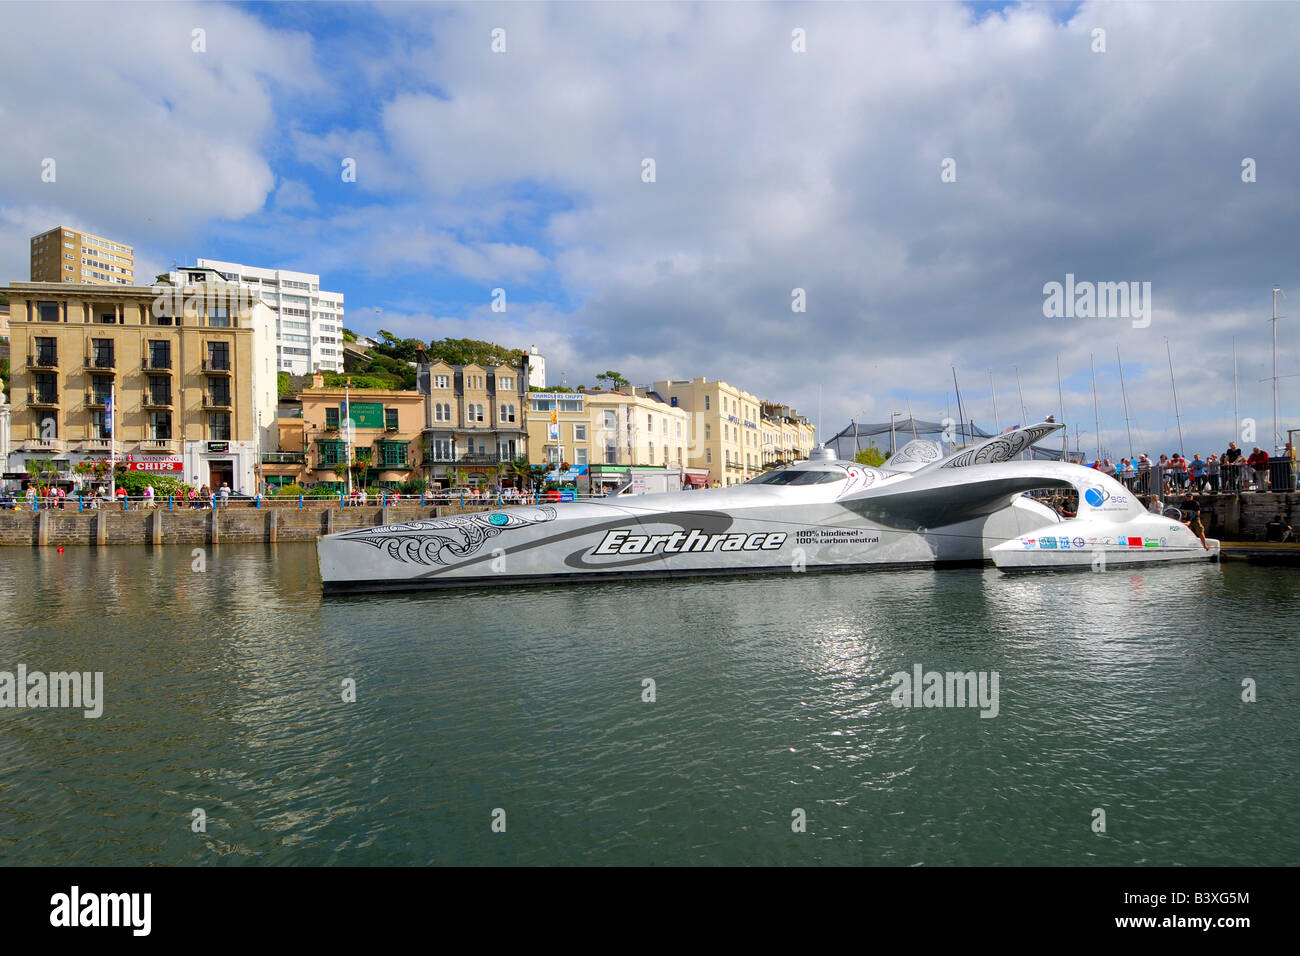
[[184, 440, 256, 493]]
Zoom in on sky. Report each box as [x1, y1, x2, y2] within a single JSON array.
[[1, 0, 1297, 460]]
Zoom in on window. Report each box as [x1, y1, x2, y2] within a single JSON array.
[[148, 341, 171, 370], [705, 424, 711, 440], [705, 395, 710, 411], [325, 407, 340, 430], [208, 377, 231, 405], [147, 376, 171, 405], [573, 423, 587, 441], [575, 447, 588, 466], [676, 422, 682, 438], [558, 399, 583, 413], [433, 438, 454, 460], [499, 403, 516, 423], [434, 402, 451, 422], [379, 441, 408, 466], [604, 441, 617, 465], [206, 342, 230, 370], [33, 373, 57, 404], [499, 376, 514, 390], [91, 375, 112, 404], [317, 439, 346, 466], [496, 439, 517, 461], [98, 312, 116, 325], [34, 337, 57, 366], [603, 410, 616, 430], [706, 449, 713, 464], [89, 409, 108, 440], [547, 445, 563, 465], [384, 408, 399, 431], [649, 442, 655, 463], [209, 413, 231, 440], [149, 411, 172, 440], [435, 375, 450, 389], [37, 301, 59, 323], [32, 410, 56, 437]]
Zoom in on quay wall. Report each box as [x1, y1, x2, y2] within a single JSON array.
[[0, 492, 1296, 547], [0, 504, 490, 547]]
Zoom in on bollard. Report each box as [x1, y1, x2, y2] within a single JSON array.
[[339, 493, 345, 508], [255, 493, 261, 509], [299, 493, 304, 509], [459, 490, 464, 508], [169, 494, 174, 510], [78, 495, 84, 511], [421, 492, 426, 507]]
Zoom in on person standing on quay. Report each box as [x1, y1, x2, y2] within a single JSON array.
[[219, 482, 230, 508], [1180, 491, 1210, 550]]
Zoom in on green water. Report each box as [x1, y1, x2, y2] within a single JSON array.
[[0, 544, 1294, 865]]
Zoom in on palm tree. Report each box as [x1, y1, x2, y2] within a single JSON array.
[[351, 448, 373, 489]]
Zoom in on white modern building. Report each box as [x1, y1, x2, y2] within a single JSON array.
[[196, 259, 344, 375]]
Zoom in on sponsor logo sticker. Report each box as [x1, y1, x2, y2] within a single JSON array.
[[1072, 536, 1086, 549], [1040, 538, 1058, 550]]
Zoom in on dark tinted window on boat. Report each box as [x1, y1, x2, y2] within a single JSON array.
[[747, 469, 845, 485]]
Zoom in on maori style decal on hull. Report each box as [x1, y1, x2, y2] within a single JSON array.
[[940, 424, 1059, 469], [337, 507, 558, 566]]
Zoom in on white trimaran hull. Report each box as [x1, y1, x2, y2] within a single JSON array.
[[316, 423, 1217, 593]]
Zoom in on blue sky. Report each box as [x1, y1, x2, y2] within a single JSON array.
[[2, 0, 1297, 458]]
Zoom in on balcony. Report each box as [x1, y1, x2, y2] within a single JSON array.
[[143, 356, 173, 372], [262, 452, 306, 465], [84, 392, 112, 408], [142, 392, 174, 409], [139, 438, 176, 453], [202, 358, 233, 375], [459, 453, 507, 465], [203, 394, 233, 409], [80, 437, 112, 451], [422, 453, 458, 465], [27, 352, 59, 370], [22, 438, 66, 452], [27, 390, 59, 407], [84, 354, 116, 371]]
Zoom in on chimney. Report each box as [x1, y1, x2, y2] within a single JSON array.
[[312, 370, 324, 389]]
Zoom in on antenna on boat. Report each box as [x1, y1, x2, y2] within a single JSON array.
[[1015, 366, 1028, 426], [906, 399, 919, 442], [1117, 345, 1135, 461]]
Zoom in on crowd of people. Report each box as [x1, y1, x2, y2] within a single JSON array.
[[1088, 442, 1295, 496]]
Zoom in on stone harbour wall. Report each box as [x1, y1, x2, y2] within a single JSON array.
[[0, 503, 493, 547]]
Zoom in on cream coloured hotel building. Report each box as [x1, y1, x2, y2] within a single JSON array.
[[526, 389, 690, 472]]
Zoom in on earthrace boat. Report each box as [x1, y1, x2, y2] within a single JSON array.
[[316, 422, 1218, 593]]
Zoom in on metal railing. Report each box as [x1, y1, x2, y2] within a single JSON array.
[[143, 356, 173, 370], [85, 354, 115, 369], [27, 390, 59, 405], [202, 357, 232, 372], [28, 352, 58, 368]]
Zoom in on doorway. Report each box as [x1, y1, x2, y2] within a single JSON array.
[[208, 460, 234, 491]]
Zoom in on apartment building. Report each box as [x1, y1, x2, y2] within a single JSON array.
[[525, 389, 690, 481], [264, 384, 427, 490], [196, 259, 344, 375], [3, 279, 276, 490], [30, 227, 135, 286], [760, 402, 817, 468], [642, 378, 760, 485], [421, 357, 529, 487]]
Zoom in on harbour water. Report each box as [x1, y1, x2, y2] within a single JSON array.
[[0, 544, 1294, 866]]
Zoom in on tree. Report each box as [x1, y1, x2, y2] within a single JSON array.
[[351, 448, 373, 488], [596, 370, 631, 391], [0, 357, 9, 401], [27, 456, 57, 489], [277, 371, 294, 399], [342, 328, 358, 343], [426, 337, 524, 369], [854, 446, 889, 468]]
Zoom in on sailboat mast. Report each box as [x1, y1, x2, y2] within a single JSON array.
[[1117, 346, 1134, 460], [1165, 338, 1185, 457], [1233, 336, 1239, 443], [1056, 355, 1067, 460], [952, 366, 967, 447], [1090, 353, 1101, 459], [989, 371, 999, 433]]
